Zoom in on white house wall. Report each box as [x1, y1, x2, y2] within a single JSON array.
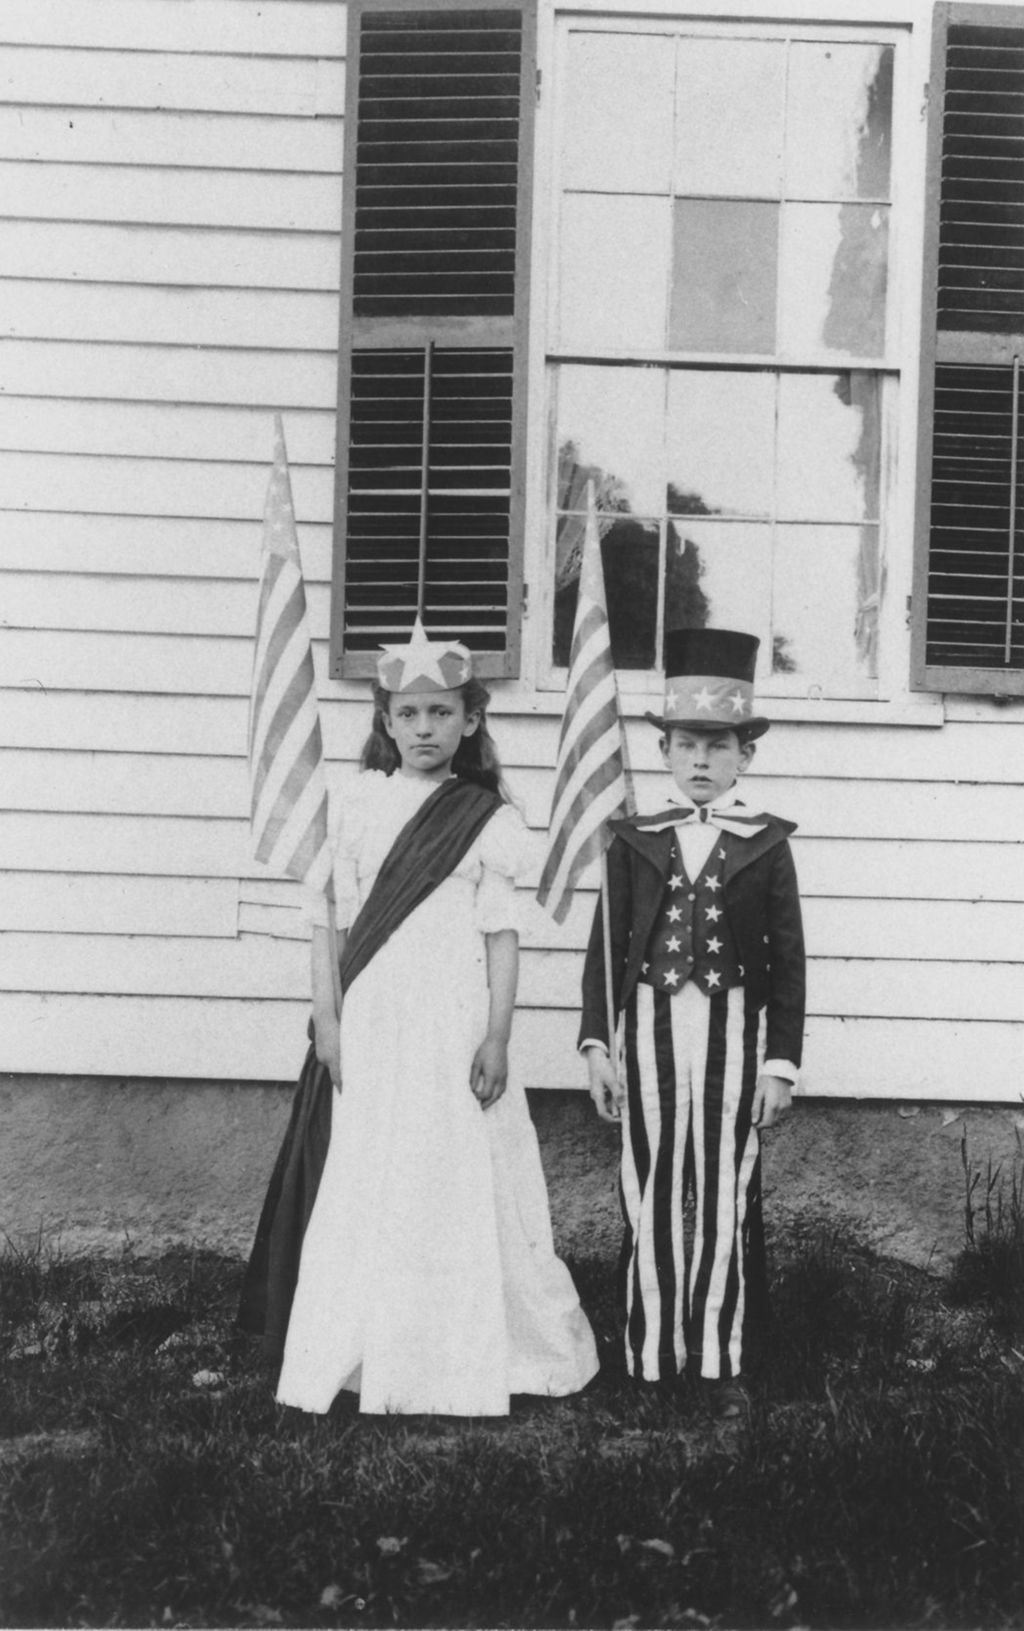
[[0, 0, 1022, 1097]]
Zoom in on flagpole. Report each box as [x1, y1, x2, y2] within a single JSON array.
[[600, 850, 619, 1093], [325, 887, 342, 1018]]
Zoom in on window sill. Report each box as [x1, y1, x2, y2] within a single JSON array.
[[491, 681, 945, 728]]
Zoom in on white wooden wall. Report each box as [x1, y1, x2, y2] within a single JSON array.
[[0, 0, 1022, 1097], [0, 0, 348, 1078]]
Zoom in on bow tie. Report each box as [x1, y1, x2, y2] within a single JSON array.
[[633, 802, 767, 840]]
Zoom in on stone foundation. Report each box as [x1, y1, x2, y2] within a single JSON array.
[[1, 1075, 1020, 1272]]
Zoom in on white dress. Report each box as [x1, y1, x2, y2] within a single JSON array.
[[276, 770, 599, 1416]]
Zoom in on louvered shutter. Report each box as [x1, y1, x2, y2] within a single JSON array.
[[330, 0, 536, 680], [912, 3, 1024, 694]]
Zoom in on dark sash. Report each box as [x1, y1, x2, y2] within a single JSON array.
[[237, 774, 504, 1363], [339, 776, 504, 994]]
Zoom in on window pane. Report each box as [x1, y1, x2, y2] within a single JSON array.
[[555, 365, 665, 516], [666, 370, 775, 517], [773, 524, 880, 687], [779, 202, 889, 358], [670, 199, 778, 353], [787, 43, 893, 201], [664, 520, 772, 657], [777, 372, 882, 521], [673, 37, 785, 198], [563, 31, 674, 192], [553, 515, 660, 668], [558, 194, 670, 352]]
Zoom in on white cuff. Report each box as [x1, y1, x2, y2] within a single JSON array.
[[762, 1058, 798, 1086], [579, 1037, 609, 1057]]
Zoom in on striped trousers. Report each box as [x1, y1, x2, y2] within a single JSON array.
[[619, 981, 767, 1382]]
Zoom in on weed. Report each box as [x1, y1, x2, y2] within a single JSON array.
[[947, 1129, 1024, 1342]]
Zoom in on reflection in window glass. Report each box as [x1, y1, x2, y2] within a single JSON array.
[[670, 200, 778, 353], [553, 515, 660, 668], [563, 32, 675, 193], [773, 524, 880, 685], [664, 521, 772, 656], [666, 371, 775, 517], [556, 365, 665, 517], [779, 203, 889, 359], [674, 37, 785, 198], [777, 373, 881, 521], [558, 194, 671, 353], [787, 43, 893, 201], [551, 21, 898, 696]]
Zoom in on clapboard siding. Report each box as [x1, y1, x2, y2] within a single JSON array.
[[516, 1011, 1024, 1104], [0, 813, 247, 878], [0, 402, 336, 467], [0, 164, 341, 232], [0, 514, 333, 579], [0, 0, 1021, 1098], [1, 575, 330, 638], [2, 282, 339, 348], [3, 743, 1024, 848], [1, 806, 1022, 909], [1, 933, 1022, 1026], [3, 225, 341, 290], [0, 107, 343, 170], [0, 341, 338, 405], [4, 0, 345, 55], [0, 875, 238, 937], [1, 660, 1022, 787], [0, 49, 345, 116], [0, 992, 1017, 1096], [0, 932, 308, 996], [0, 453, 331, 517]]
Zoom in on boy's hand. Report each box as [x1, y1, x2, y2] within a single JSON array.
[[470, 1032, 509, 1110], [586, 1048, 624, 1124], [752, 1073, 791, 1129]]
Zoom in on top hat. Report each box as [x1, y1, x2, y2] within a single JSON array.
[[644, 627, 770, 739], [377, 615, 474, 694]]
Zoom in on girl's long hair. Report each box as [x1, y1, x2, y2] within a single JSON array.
[[360, 679, 510, 800]]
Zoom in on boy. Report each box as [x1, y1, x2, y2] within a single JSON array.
[[580, 628, 805, 1416]]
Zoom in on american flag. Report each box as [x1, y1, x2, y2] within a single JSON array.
[[248, 415, 332, 893], [537, 486, 634, 924]]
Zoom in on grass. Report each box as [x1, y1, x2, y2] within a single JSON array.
[[1, 1206, 1022, 1631]]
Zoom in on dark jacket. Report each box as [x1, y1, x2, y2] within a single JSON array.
[[579, 811, 806, 1066]]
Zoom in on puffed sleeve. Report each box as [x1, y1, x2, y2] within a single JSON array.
[[474, 802, 539, 935], [300, 770, 382, 930]]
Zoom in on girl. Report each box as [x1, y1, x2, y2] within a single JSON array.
[[271, 621, 598, 1417]]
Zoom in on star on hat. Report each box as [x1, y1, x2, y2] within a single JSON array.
[[644, 627, 771, 739], [377, 616, 474, 694]]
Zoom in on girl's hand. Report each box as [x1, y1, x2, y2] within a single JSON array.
[[470, 1032, 509, 1110], [313, 1014, 342, 1093]]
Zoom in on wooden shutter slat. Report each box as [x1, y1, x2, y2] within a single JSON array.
[[332, 0, 532, 677], [912, 5, 1024, 693]]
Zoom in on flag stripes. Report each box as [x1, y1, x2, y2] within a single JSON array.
[[621, 982, 763, 1381], [537, 493, 632, 924], [248, 415, 332, 895]]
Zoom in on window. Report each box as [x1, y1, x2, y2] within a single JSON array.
[[330, 0, 536, 679], [912, 3, 1024, 695], [546, 20, 902, 700]]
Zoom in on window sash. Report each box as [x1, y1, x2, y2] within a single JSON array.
[[543, 15, 902, 701]]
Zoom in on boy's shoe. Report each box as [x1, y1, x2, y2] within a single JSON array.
[[702, 1378, 750, 1421]]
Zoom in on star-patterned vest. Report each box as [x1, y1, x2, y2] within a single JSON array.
[[639, 834, 744, 998]]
